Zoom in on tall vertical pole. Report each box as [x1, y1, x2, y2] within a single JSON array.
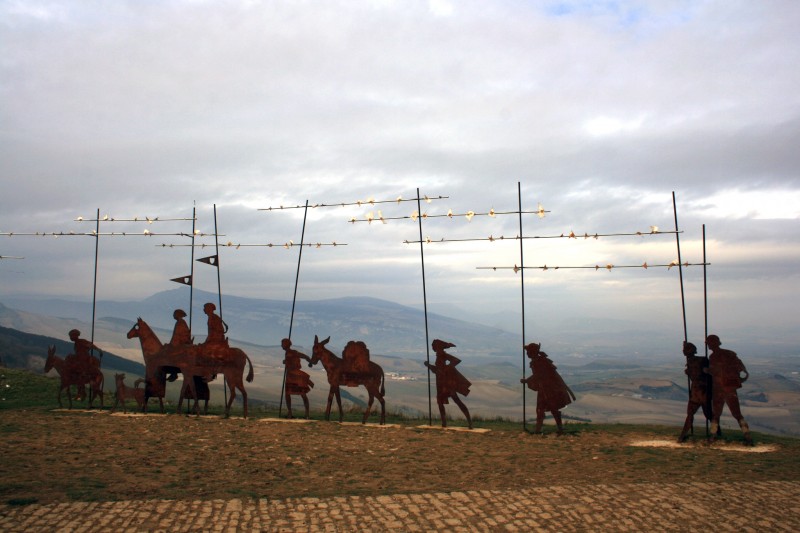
[[703, 224, 710, 437], [672, 192, 690, 433], [212, 204, 227, 406], [672, 192, 688, 342], [189, 203, 196, 332], [279, 200, 309, 417], [417, 188, 432, 425], [90, 208, 100, 357], [518, 183, 527, 431]]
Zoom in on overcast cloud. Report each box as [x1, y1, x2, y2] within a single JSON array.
[[1, 0, 799, 354]]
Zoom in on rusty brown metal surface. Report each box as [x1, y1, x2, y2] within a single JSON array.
[[678, 341, 712, 442], [521, 342, 575, 435], [706, 334, 752, 444], [43, 334, 104, 409], [112, 373, 145, 412], [310, 335, 386, 424], [426, 339, 473, 429], [282, 338, 314, 419], [126, 306, 253, 418]]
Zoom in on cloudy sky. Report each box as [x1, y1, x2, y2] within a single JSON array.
[[1, 0, 799, 355]]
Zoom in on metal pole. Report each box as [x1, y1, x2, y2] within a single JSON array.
[[279, 200, 309, 417], [518, 183, 527, 432], [90, 208, 100, 357], [703, 224, 710, 437], [212, 204, 227, 407], [672, 192, 690, 434], [417, 188, 432, 426], [189, 203, 196, 332]]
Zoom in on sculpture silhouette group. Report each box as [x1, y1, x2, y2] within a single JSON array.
[[41, 304, 755, 442], [126, 304, 253, 418], [677, 335, 752, 444]]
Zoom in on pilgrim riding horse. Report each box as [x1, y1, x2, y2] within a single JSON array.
[[44, 345, 104, 408], [128, 317, 254, 417], [310, 335, 386, 424], [126, 318, 210, 414]]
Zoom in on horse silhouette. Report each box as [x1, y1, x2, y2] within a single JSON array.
[[128, 317, 254, 418], [127, 318, 210, 414], [310, 335, 385, 424], [44, 345, 104, 409]]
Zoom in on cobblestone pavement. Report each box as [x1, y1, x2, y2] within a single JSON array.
[[2, 480, 798, 531]]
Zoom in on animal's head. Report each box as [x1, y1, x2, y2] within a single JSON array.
[[126, 318, 142, 339], [310, 335, 331, 366], [44, 345, 56, 373], [115, 373, 126, 383]]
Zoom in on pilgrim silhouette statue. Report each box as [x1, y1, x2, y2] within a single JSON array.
[[66, 328, 103, 401], [425, 339, 473, 429], [281, 338, 314, 419], [705, 334, 752, 444], [521, 342, 575, 435], [678, 341, 715, 442]]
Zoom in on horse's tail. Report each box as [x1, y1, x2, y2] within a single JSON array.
[[380, 368, 385, 397], [245, 353, 254, 383]]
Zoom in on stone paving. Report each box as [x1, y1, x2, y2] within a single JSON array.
[[1, 480, 798, 531]]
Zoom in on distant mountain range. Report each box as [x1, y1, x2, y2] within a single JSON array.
[[2, 289, 523, 359]]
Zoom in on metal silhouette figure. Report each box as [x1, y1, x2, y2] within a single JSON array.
[[111, 373, 145, 412], [128, 317, 253, 417], [66, 328, 103, 402], [310, 335, 386, 424], [127, 317, 209, 414], [521, 342, 575, 435], [705, 334, 752, 444], [678, 341, 714, 442], [203, 302, 228, 346], [44, 345, 104, 408], [169, 309, 193, 346], [281, 338, 314, 419], [425, 339, 473, 429]]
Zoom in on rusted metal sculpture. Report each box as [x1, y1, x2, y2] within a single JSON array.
[[281, 338, 314, 419], [705, 334, 752, 444], [128, 314, 253, 418], [67, 328, 103, 402], [127, 317, 210, 414], [112, 373, 145, 412], [678, 341, 713, 442], [44, 345, 104, 408], [310, 335, 386, 424], [203, 302, 227, 345], [425, 339, 473, 429], [521, 342, 575, 435]]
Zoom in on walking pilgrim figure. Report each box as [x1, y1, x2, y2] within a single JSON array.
[[425, 339, 473, 429], [281, 338, 314, 419], [705, 334, 753, 445], [678, 341, 715, 442], [521, 342, 575, 435]]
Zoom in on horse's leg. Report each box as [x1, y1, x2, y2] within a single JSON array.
[[325, 387, 335, 421], [239, 380, 248, 419], [335, 388, 344, 422], [377, 389, 386, 425], [224, 376, 236, 418], [363, 390, 374, 424]]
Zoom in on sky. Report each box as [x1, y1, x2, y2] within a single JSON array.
[[1, 0, 799, 356]]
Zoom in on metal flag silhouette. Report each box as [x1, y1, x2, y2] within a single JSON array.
[[170, 275, 193, 286], [196, 255, 219, 267]]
